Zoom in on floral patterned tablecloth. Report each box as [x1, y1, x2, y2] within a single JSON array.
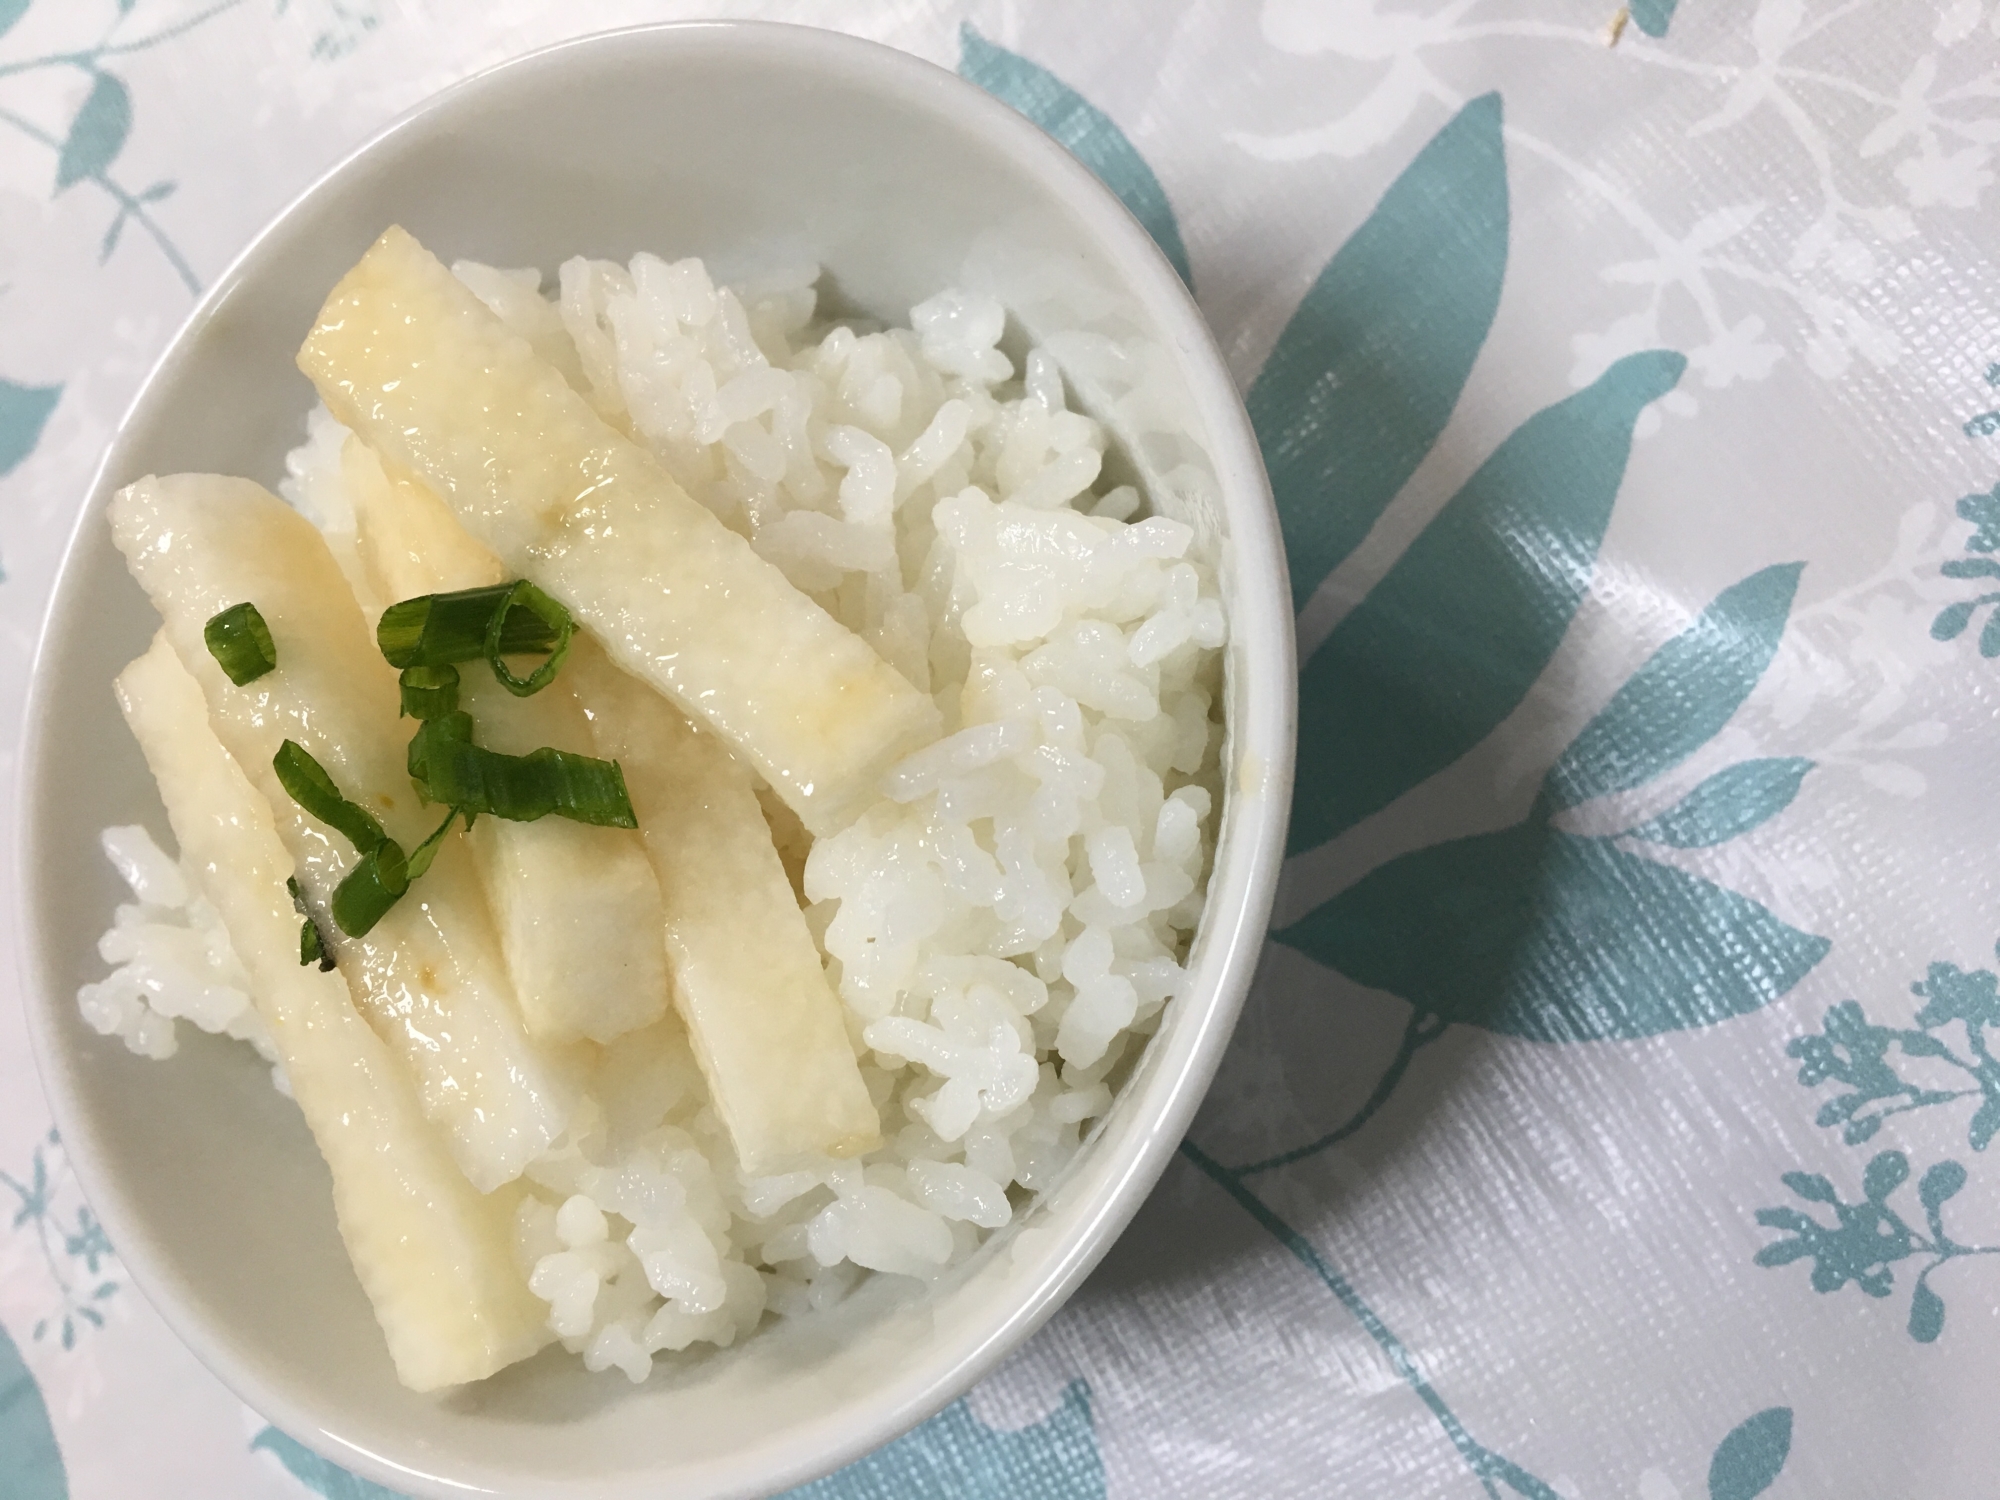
[[6, 2, 2000, 1496]]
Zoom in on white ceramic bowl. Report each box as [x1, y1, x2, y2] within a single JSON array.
[[16, 22, 1293, 1499]]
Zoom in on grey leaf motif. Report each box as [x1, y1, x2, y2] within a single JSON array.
[[0, 0, 26, 41], [56, 73, 133, 192], [1625, 758, 1812, 847], [1707, 1407, 1791, 1500], [1544, 563, 1804, 812]]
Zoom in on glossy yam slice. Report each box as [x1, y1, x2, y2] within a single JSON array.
[[116, 633, 550, 1391], [347, 441, 671, 1047], [297, 226, 940, 837], [109, 472, 582, 1191], [566, 641, 882, 1175]]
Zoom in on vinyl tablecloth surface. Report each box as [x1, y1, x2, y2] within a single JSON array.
[[4, 2, 1998, 1496]]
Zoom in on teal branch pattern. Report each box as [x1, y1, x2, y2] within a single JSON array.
[[0, 0, 252, 292], [1788, 957, 2000, 1149], [1754, 1151, 1996, 1344], [1182, 1140, 1563, 1500], [1930, 481, 2000, 654], [1756, 947, 2000, 1343], [0, 1130, 118, 1352]]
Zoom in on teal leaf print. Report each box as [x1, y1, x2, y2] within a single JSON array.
[[1627, 758, 1813, 847], [55, 73, 132, 192], [781, 1381, 1103, 1499], [0, 1322, 66, 1499], [252, 1427, 408, 1499], [2, 1131, 120, 1352], [1955, 480, 2000, 551], [1288, 348, 1686, 857], [1753, 1148, 1995, 1343], [1278, 820, 1829, 1041], [957, 25, 1190, 287], [0, 380, 60, 477], [1930, 484, 2000, 651], [1908, 1278, 1946, 1341], [1707, 1408, 1790, 1500], [1544, 564, 1804, 812], [0, 0, 27, 41], [1630, 0, 1680, 38], [1787, 953, 2000, 1149], [1248, 92, 1508, 612]]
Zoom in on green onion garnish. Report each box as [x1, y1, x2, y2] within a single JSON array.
[[331, 838, 409, 937], [405, 806, 463, 881], [483, 580, 574, 697], [203, 602, 277, 685], [407, 711, 475, 804], [376, 582, 574, 696], [287, 875, 337, 971], [272, 741, 388, 853], [418, 738, 637, 828], [399, 664, 460, 720], [273, 742, 412, 937]]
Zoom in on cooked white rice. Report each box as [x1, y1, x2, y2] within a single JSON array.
[[89, 253, 1224, 1381]]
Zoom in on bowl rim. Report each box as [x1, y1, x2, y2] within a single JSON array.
[[15, 18, 1296, 1498]]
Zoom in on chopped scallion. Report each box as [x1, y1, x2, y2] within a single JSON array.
[[377, 582, 572, 693], [287, 875, 337, 971], [272, 741, 387, 853], [407, 711, 474, 804], [483, 580, 574, 697], [406, 806, 462, 880], [331, 838, 409, 937], [399, 663, 460, 720], [203, 602, 277, 685], [419, 738, 637, 828]]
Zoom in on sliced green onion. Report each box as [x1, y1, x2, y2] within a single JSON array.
[[377, 583, 567, 673], [331, 838, 409, 937], [421, 739, 637, 828], [399, 664, 461, 721], [407, 711, 475, 804], [286, 875, 337, 971], [483, 580, 574, 697], [405, 806, 462, 881], [203, 602, 277, 685], [273, 741, 387, 853]]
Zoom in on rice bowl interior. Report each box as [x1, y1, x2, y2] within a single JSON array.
[[18, 25, 1291, 1499]]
